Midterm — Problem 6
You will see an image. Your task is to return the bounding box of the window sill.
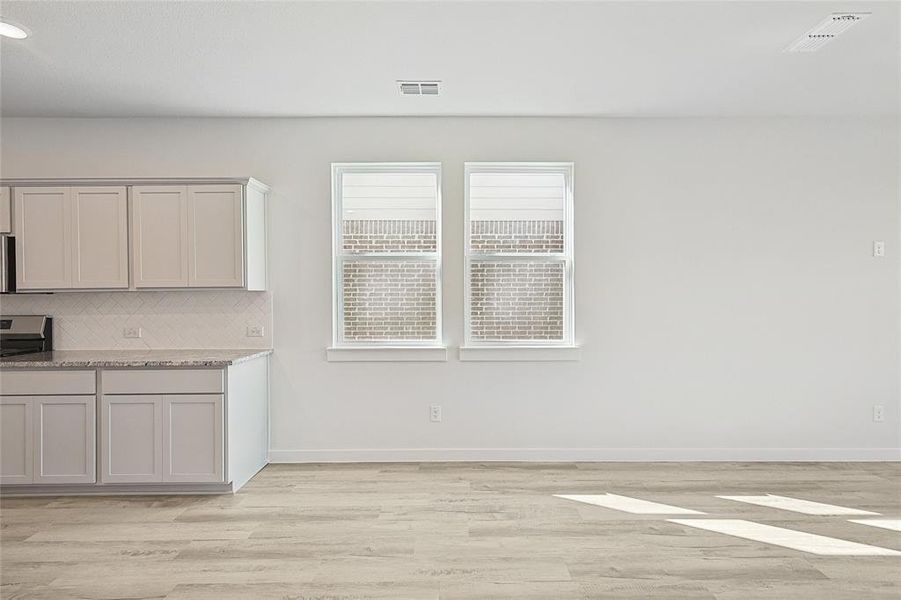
[327,346,448,362]
[458,345,581,362]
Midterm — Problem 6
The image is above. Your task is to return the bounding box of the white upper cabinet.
[0,187,11,233]
[72,187,128,289]
[132,181,266,290]
[188,185,244,288]
[5,178,267,291]
[132,185,190,288]
[15,186,128,290]
[15,187,73,290]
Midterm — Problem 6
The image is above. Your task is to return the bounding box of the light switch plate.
[873,241,885,257]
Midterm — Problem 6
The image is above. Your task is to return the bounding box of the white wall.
[1,117,898,460]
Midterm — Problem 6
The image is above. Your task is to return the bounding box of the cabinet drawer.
[102,369,224,394]
[0,370,96,396]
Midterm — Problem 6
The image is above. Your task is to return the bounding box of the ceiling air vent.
[785,13,870,52]
[398,81,441,96]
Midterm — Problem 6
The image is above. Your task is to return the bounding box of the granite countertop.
[0,349,273,369]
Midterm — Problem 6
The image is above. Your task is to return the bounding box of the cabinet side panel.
[226,356,269,490]
[245,185,267,291]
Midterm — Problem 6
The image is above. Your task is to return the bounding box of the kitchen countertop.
[0,349,273,369]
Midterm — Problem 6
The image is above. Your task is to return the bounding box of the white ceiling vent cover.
[785,13,870,53]
[398,81,441,96]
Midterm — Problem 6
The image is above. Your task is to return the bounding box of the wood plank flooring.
[1,462,899,599]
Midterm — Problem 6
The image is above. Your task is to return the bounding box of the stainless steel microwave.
[0,235,16,293]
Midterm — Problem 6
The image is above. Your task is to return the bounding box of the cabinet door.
[0,186,10,233]
[0,397,33,484]
[131,186,189,288]
[188,185,244,288]
[163,394,223,483]
[33,396,96,484]
[72,187,128,289]
[100,395,163,483]
[15,187,72,289]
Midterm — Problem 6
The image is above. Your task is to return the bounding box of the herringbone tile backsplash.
[0,291,272,350]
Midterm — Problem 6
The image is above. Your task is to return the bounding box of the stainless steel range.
[0,315,53,358]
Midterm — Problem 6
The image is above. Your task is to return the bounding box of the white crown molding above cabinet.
[1,177,269,189]
[4,178,269,292]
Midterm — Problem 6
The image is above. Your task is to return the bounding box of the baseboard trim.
[0,482,235,497]
[269,447,901,463]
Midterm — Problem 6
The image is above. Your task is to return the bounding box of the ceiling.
[0,1,898,118]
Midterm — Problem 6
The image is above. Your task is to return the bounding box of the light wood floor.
[1,462,899,599]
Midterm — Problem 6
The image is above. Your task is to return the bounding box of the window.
[332,163,442,347]
[464,163,574,347]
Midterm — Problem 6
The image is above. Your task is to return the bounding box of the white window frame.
[463,162,575,350]
[331,162,444,350]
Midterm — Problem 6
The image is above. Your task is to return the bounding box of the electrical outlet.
[123,327,142,339]
[873,241,885,257]
[246,326,265,338]
[429,404,442,423]
[873,405,885,423]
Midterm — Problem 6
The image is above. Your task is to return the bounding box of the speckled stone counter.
[0,349,272,369]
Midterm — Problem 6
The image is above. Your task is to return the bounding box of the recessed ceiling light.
[785,13,870,53]
[0,20,28,39]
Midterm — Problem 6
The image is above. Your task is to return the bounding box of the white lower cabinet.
[1,358,268,494]
[100,395,164,483]
[101,392,223,484]
[164,395,223,483]
[0,395,95,485]
[0,397,34,485]
[34,396,96,484]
